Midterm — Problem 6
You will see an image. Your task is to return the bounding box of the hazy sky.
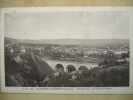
[4,11,129,39]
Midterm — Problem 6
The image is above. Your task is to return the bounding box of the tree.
[105,69,118,86]
[97,70,107,86]
[121,53,129,59]
[98,63,101,67]
[103,58,108,65]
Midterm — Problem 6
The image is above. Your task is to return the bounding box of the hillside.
[36,61,54,80]
[4,37,129,46]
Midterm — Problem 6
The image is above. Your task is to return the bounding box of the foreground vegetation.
[5,54,129,87]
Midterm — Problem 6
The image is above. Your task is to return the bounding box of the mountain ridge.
[4,37,129,46]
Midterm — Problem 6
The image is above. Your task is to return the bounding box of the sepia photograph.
[1,7,133,94]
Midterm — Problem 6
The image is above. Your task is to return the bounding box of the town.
[5,41,129,62]
[5,38,130,87]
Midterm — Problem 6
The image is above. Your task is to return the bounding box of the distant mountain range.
[4,37,129,46]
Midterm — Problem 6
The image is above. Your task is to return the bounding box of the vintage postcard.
[1,7,133,94]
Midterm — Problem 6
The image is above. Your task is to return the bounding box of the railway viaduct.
[44,60,98,72]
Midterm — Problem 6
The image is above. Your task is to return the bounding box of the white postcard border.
[1,7,133,94]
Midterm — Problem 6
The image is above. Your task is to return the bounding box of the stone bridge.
[44,60,98,72]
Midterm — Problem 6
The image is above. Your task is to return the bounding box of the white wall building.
[21,48,26,53]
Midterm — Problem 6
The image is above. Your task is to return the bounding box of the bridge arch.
[66,65,76,72]
[78,66,89,71]
[55,64,64,72]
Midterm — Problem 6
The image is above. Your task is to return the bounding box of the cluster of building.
[5,43,129,60]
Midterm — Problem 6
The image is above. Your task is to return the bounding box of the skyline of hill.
[5,37,129,46]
